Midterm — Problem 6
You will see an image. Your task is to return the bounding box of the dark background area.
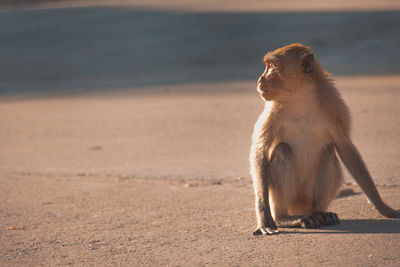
[1,7,400,97]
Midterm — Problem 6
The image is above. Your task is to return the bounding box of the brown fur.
[251,43,400,235]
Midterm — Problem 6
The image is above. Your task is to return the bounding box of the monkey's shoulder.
[316,86,351,134]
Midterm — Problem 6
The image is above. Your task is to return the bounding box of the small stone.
[89,146,103,151]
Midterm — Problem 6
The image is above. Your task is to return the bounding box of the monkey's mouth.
[257,84,268,93]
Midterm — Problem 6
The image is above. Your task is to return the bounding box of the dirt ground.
[1,1,400,266]
[1,77,400,266]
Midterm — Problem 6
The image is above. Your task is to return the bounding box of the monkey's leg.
[275,146,342,228]
[268,143,323,229]
[312,145,343,226]
[276,214,323,228]
[266,143,322,228]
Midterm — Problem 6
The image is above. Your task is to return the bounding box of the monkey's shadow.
[287,219,400,234]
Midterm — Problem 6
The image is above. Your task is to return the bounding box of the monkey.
[250,43,400,235]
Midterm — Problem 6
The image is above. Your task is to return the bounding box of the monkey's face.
[257,60,292,101]
[257,45,316,102]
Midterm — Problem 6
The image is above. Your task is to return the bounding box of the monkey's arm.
[251,148,280,235]
[334,136,400,218]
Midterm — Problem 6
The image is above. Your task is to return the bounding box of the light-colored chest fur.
[267,101,332,183]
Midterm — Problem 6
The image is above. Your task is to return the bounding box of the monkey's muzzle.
[257,76,269,93]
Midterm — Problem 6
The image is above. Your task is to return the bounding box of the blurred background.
[1,0,400,98]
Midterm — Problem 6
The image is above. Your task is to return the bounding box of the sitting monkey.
[250,43,400,235]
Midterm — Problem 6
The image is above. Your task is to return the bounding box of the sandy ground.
[1,1,400,266]
[1,77,400,266]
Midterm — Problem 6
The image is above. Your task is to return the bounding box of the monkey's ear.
[302,53,315,74]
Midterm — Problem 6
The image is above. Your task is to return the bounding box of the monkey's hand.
[253,220,280,235]
[253,227,280,235]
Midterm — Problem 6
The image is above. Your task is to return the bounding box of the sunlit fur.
[251,43,400,235]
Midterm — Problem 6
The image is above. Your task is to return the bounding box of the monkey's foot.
[313,211,340,226]
[253,227,280,235]
[277,215,321,229]
[297,215,322,229]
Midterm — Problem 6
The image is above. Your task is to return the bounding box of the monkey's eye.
[266,61,276,70]
[264,61,273,72]
[266,65,275,76]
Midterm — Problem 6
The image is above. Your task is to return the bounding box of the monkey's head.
[257,43,318,101]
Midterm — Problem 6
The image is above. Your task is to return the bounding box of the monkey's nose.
[257,76,268,92]
[258,75,266,84]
